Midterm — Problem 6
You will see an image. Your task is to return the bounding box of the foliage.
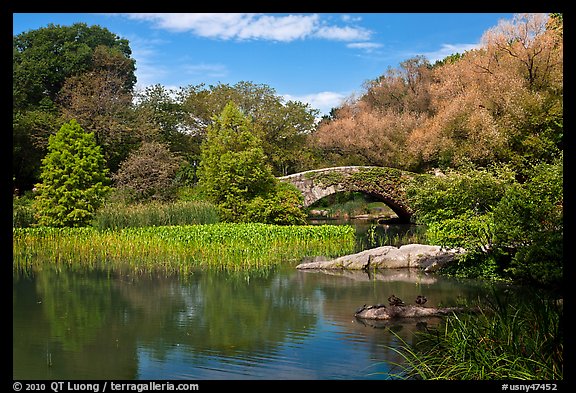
[406,159,563,288]
[13,22,135,109]
[13,23,136,191]
[57,45,142,172]
[112,141,184,203]
[178,81,318,175]
[244,182,308,225]
[198,102,305,224]
[312,14,563,173]
[407,165,516,224]
[33,120,111,227]
[133,84,197,157]
[13,108,61,190]
[13,193,38,228]
[492,157,563,286]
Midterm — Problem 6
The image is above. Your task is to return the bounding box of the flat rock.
[296,244,465,272]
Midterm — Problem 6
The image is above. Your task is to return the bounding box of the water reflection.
[14,266,511,380]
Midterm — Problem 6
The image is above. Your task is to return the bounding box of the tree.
[13,23,135,110]
[33,120,111,227]
[13,23,136,191]
[58,45,143,172]
[179,81,318,175]
[133,84,198,160]
[112,141,184,202]
[406,13,562,171]
[311,56,433,170]
[197,102,276,222]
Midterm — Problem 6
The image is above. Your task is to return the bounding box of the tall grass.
[386,290,563,380]
[92,201,220,229]
[13,223,356,274]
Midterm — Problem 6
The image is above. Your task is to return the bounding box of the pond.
[14,218,530,380]
[13,263,515,380]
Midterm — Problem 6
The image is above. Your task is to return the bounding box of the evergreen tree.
[33,119,111,227]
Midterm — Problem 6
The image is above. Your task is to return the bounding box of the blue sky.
[13,13,517,116]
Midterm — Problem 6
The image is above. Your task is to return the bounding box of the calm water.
[13,264,511,380]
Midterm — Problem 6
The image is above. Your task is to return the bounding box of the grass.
[13,223,356,274]
[385,290,563,380]
[92,200,220,229]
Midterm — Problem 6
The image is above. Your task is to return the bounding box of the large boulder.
[296,244,465,272]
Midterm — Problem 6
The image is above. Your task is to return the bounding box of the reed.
[92,200,220,230]
[385,290,563,380]
[13,223,356,274]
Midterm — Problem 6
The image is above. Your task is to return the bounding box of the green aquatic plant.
[13,223,356,274]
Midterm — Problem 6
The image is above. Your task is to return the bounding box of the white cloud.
[120,13,371,42]
[182,63,228,78]
[128,36,171,88]
[421,43,480,63]
[283,91,348,117]
[314,25,371,41]
[346,42,383,52]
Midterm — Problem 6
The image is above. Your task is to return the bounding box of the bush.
[493,157,563,287]
[13,194,37,228]
[407,158,563,288]
[113,141,184,203]
[244,182,308,225]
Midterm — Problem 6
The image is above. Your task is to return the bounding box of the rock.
[296,244,465,271]
[354,304,475,320]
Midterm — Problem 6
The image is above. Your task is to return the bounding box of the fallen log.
[354,304,478,320]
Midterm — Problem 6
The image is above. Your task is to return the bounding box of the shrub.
[113,141,184,202]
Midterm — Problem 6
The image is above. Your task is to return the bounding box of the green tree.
[33,120,111,227]
[13,23,135,109]
[13,23,136,191]
[179,81,318,175]
[58,45,143,172]
[133,84,197,158]
[197,102,276,222]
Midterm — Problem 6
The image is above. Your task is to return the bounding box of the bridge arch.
[278,166,418,223]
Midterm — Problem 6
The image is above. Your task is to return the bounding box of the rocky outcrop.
[296,244,465,273]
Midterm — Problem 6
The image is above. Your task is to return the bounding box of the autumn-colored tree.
[407,13,562,171]
[112,141,184,202]
[58,45,147,172]
[313,100,424,169]
[312,14,562,173]
[312,56,432,170]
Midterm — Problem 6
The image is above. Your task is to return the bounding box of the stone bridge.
[278,166,422,223]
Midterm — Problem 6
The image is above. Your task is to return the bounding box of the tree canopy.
[312,13,563,174]
[13,23,137,191]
